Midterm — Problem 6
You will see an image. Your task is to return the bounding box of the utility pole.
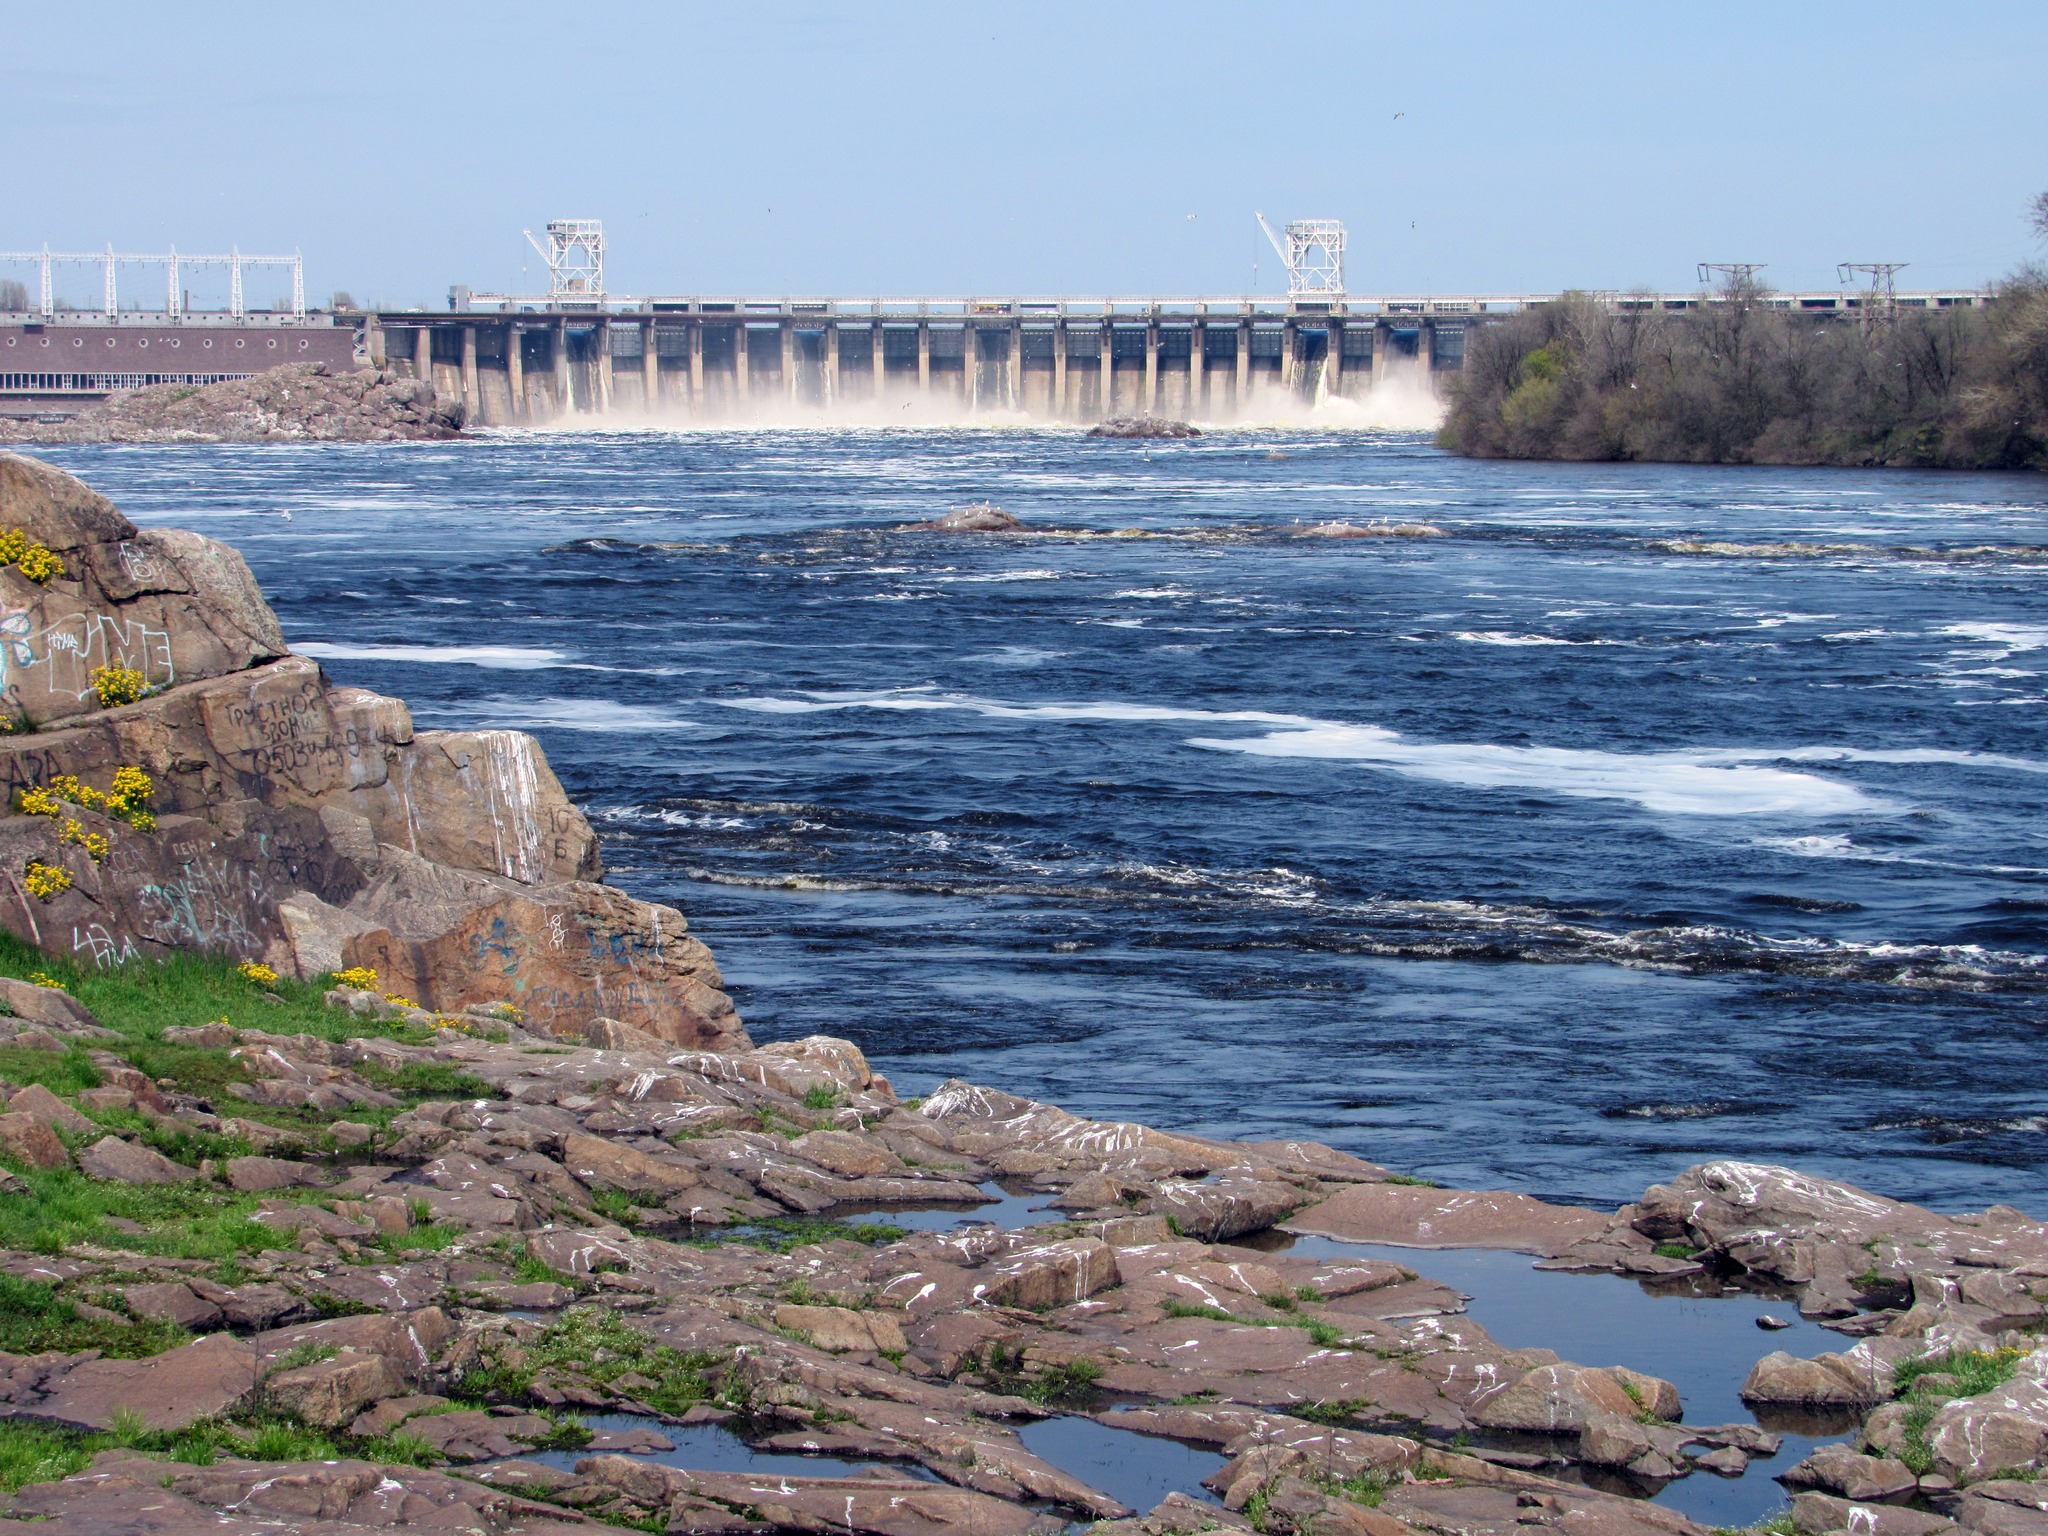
[1838,262,1906,323]
[1697,263,1766,287]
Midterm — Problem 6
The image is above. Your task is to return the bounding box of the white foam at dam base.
[501,370,1448,436]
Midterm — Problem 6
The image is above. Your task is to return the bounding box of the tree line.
[1439,199,2048,473]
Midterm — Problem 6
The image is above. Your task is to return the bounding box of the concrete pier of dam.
[359,297,1497,427]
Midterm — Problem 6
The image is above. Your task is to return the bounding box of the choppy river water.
[35,429,2048,1209]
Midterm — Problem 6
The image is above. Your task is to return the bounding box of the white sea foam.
[1451,631,1608,647]
[295,642,568,669]
[1939,623,2048,652]
[435,697,701,732]
[1757,834,1860,858]
[721,688,1927,817]
[1191,722,1875,816]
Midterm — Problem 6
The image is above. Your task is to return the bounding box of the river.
[34,428,2048,1210]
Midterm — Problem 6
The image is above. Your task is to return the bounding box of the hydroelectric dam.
[0,228,1994,424]
[363,294,1497,427]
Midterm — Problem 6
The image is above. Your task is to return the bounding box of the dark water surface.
[1251,1233,1848,1525]
[35,430,2048,1208]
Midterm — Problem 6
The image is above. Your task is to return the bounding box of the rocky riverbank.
[0,455,2044,1536]
[0,364,465,444]
[0,980,2045,1536]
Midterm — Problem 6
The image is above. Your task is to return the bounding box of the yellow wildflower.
[237,960,279,987]
[22,861,70,901]
[0,529,64,585]
[58,819,108,863]
[333,966,377,991]
[17,786,61,819]
[89,665,147,708]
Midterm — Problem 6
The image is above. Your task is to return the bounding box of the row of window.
[2,334,314,352]
[0,372,257,390]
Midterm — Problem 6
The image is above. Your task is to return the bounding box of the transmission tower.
[1256,213,1347,297]
[1838,262,1906,317]
[1697,263,1766,287]
[524,219,606,299]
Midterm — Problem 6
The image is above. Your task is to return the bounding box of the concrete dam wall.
[366,304,1478,427]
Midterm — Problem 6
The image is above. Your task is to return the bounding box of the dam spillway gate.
[365,299,1483,426]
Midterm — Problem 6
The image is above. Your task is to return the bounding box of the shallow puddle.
[834,1180,1059,1232]
[1243,1232,1855,1527]
[511,1225,1859,1526]
[1019,1413,1225,1514]
[508,1411,940,1481]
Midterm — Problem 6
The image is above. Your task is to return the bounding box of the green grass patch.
[0,1274,190,1358]
[353,1429,439,1466]
[240,1419,339,1461]
[351,1061,492,1101]
[0,1164,314,1260]
[1312,1466,1390,1507]
[1895,1346,2027,1401]
[1653,1242,1699,1260]
[1382,1174,1441,1188]
[1891,1347,2028,1474]
[0,934,421,1051]
[78,1102,254,1167]
[0,1403,438,1495]
[1162,1300,1239,1324]
[973,1345,1104,1408]
[1020,1357,1102,1407]
[0,936,492,1142]
[1291,1399,1370,1427]
[0,1044,100,1095]
[504,1245,581,1289]
[530,1413,594,1452]
[270,1342,339,1373]
[754,1106,805,1138]
[0,1420,105,1493]
[1161,1297,1351,1349]
[375,1221,465,1256]
[462,1305,721,1417]
[801,1084,843,1112]
[1712,1514,1799,1536]
[704,1215,907,1252]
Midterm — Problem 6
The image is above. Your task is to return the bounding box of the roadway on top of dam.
[396,286,1994,322]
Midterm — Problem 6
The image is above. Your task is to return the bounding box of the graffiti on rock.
[134,854,271,956]
[72,922,140,970]
[0,604,174,702]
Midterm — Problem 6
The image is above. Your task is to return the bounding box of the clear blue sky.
[7,0,2044,307]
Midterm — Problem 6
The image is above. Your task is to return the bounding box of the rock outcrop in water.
[925,502,1023,532]
[1086,417,1201,439]
[1294,520,1448,539]
[0,453,739,1047]
[0,363,465,444]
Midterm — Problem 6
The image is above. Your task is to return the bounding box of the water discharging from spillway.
[517,359,1446,434]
